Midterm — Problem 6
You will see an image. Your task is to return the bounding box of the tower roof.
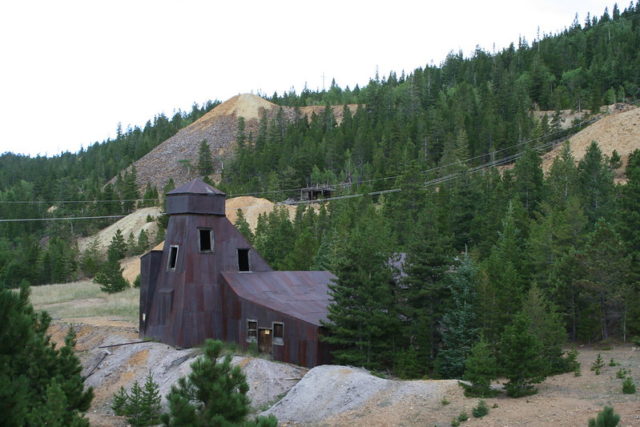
[167,178,226,196]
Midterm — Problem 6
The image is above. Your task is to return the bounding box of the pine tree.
[578,141,614,225]
[436,255,480,378]
[197,140,214,176]
[588,406,620,427]
[513,145,544,217]
[109,229,127,261]
[462,338,498,397]
[234,209,254,243]
[400,212,454,372]
[137,229,150,254]
[323,205,399,370]
[112,374,162,426]
[0,284,93,425]
[500,312,546,397]
[162,339,276,426]
[521,284,569,374]
[577,219,631,340]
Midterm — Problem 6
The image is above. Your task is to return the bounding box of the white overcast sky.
[0,0,614,157]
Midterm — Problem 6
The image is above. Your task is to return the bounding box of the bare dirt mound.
[77,207,161,254]
[262,365,462,425]
[49,320,306,426]
[226,196,296,230]
[541,105,640,178]
[119,94,362,192]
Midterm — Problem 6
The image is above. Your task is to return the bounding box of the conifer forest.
[2,4,640,382]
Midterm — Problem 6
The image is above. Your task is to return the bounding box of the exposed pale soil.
[36,281,640,427]
[538,105,640,180]
[77,207,160,254]
[122,93,361,192]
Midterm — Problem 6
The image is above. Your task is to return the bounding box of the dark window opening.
[238,249,250,271]
[199,229,213,252]
[273,322,284,346]
[168,246,179,270]
[247,319,257,342]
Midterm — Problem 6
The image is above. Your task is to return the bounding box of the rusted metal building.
[139,178,334,367]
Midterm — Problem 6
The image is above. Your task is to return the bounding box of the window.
[238,249,250,271]
[168,245,179,270]
[247,319,257,343]
[273,322,284,346]
[199,229,213,252]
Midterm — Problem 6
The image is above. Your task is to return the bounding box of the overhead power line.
[0,215,127,223]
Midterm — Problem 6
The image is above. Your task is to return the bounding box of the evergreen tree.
[234,209,254,243]
[109,229,128,261]
[112,374,162,426]
[521,284,569,374]
[588,406,620,427]
[323,204,399,370]
[500,312,546,397]
[137,229,150,254]
[197,140,214,176]
[577,219,631,340]
[513,145,544,217]
[0,283,93,425]
[400,212,454,373]
[162,339,276,426]
[436,255,480,378]
[578,141,614,225]
[461,338,498,397]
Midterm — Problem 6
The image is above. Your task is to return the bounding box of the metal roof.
[167,178,226,196]
[221,271,335,326]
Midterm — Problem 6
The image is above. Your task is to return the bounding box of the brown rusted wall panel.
[140,179,332,367]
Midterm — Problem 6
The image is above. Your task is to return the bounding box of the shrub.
[162,339,277,426]
[472,400,489,418]
[615,368,627,379]
[588,406,620,427]
[591,354,605,375]
[457,411,469,422]
[111,374,162,426]
[622,377,636,394]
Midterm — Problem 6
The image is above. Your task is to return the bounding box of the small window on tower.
[238,249,250,271]
[273,322,284,346]
[199,229,213,252]
[247,319,257,343]
[168,245,179,270]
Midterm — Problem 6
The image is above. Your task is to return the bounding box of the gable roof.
[167,178,226,196]
[221,271,335,326]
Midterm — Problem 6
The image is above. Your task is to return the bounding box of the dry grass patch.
[30,280,139,324]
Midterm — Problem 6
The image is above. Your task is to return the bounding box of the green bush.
[472,400,489,418]
[588,406,620,427]
[615,368,627,379]
[457,411,469,422]
[111,374,162,426]
[622,377,636,394]
[591,354,605,375]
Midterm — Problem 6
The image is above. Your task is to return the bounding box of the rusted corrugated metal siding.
[141,191,271,348]
[140,178,335,367]
[220,272,334,367]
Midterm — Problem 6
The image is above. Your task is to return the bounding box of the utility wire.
[0,215,128,223]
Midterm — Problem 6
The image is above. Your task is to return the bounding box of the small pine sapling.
[591,354,605,375]
[457,411,469,422]
[451,418,461,427]
[622,377,636,394]
[615,368,627,379]
[472,400,489,418]
[588,406,620,427]
[608,358,619,367]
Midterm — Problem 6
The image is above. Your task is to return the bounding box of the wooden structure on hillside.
[300,185,334,201]
[139,178,334,367]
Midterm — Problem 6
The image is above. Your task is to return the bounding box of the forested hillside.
[1,3,640,377]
